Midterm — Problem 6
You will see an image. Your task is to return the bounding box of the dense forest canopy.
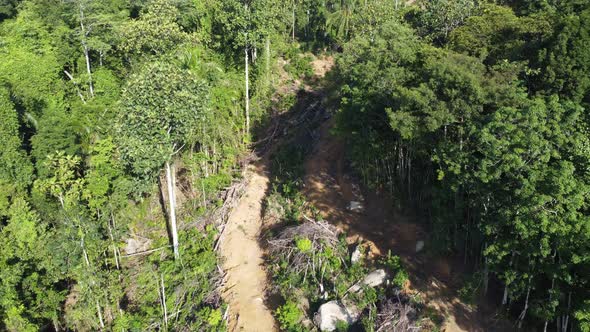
[336,1,590,331]
[0,0,590,331]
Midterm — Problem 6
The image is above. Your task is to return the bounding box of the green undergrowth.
[283,45,314,80]
[116,226,225,331]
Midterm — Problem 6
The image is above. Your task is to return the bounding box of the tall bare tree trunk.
[63,70,86,104]
[80,236,104,329]
[161,274,168,329]
[563,292,572,332]
[244,43,250,136]
[544,277,555,331]
[83,45,94,97]
[265,37,271,82]
[96,300,105,329]
[518,282,531,328]
[107,218,120,270]
[166,161,179,259]
[78,3,94,97]
[171,163,177,211]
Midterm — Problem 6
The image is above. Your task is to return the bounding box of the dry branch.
[375,298,420,332]
[267,219,342,291]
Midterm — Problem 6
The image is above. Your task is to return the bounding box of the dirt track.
[220,55,507,332]
[220,162,276,331]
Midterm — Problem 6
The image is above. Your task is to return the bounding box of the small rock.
[362,269,388,287]
[314,301,354,331]
[347,201,363,212]
[124,237,151,255]
[351,245,362,264]
[415,240,425,253]
[348,269,388,293]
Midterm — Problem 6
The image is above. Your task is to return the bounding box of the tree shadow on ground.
[251,78,515,331]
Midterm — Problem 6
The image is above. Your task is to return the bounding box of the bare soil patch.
[220,162,277,332]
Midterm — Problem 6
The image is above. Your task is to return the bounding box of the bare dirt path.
[220,162,276,332]
[219,55,334,332]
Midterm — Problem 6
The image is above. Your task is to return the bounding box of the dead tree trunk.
[78,3,94,97]
[265,37,271,82]
[483,243,489,295]
[63,70,86,104]
[244,42,250,136]
[161,274,168,329]
[517,281,531,328]
[96,300,104,329]
[166,161,179,259]
[544,277,555,332]
[562,292,571,332]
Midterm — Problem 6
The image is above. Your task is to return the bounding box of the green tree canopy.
[116,61,209,182]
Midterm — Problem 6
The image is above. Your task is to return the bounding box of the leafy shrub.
[335,320,349,332]
[353,285,379,310]
[393,270,409,288]
[204,308,222,327]
[457,272,482,305]
[379,251,402,271]
[267,183,307,224]
[276,301,303,332]
[283,47,314,79]
[278,91,297,112]
[284,56,314,79]
[361,306,378,332]
[271,144,306,186]
[296,237,313,253]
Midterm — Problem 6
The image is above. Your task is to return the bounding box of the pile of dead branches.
[267,219,342,284]
[374,298,420,332]
[210,179,247,226]
[183,178,247,233]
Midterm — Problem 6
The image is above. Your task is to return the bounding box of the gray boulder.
[347,201,363,212]
[315,270,389,331]
[348,269,388,293]
[124,237,151,255]
[314,301,354,331]
[415,240,425,253]
[351,245,362,264]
